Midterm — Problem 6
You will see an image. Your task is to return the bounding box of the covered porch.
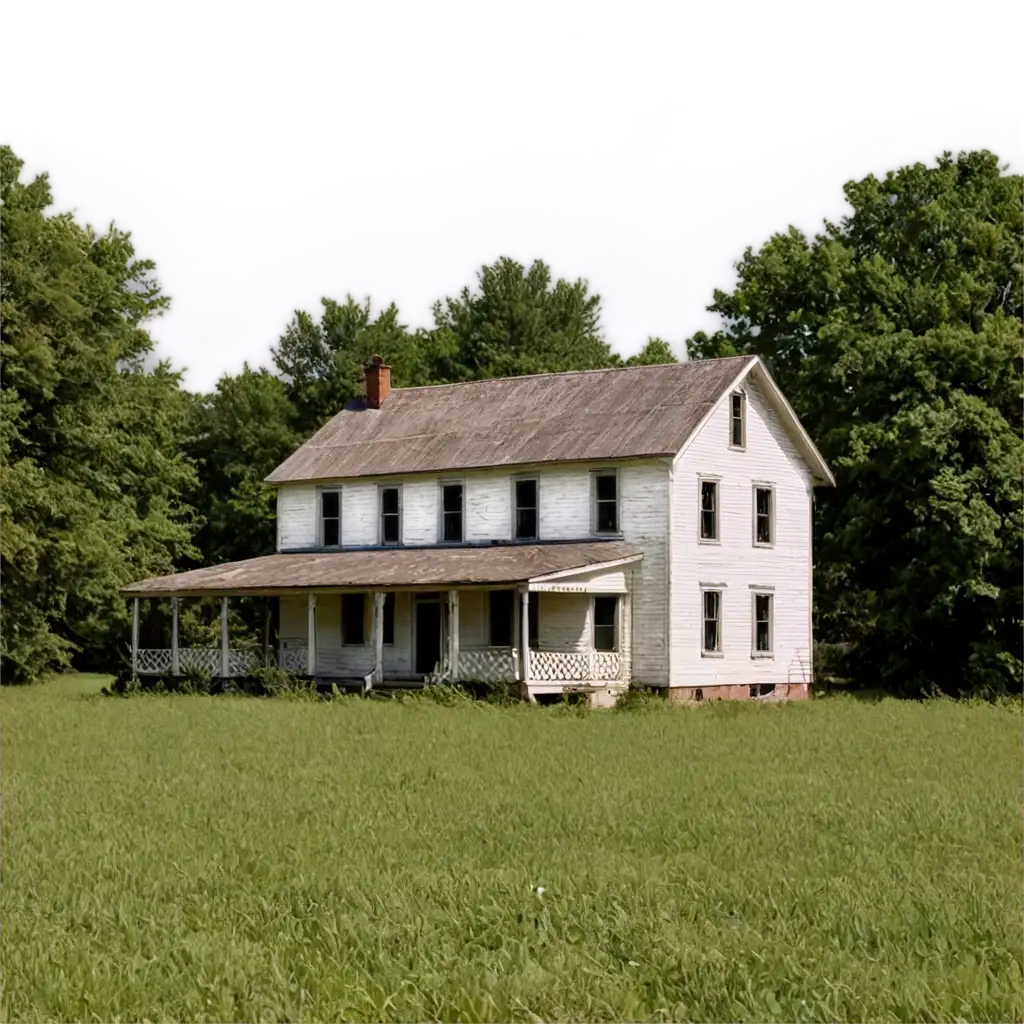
[122,542,640,699]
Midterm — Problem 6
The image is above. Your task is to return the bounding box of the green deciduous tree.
[688,150,1023,695]
[1,146,198,683]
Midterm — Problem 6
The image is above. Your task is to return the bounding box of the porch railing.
[136,648,261,677]
[277,644,308,674]
[530,649,622,682]
[457,647,519,684]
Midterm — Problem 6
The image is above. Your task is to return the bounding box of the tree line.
[2,144,1020,695]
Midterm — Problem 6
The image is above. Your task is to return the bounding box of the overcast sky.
[4,0,1021,393]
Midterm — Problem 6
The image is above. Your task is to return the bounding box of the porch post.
[131,597,140,679]
[220,597,229,678]
[520,586,531,696]
[447,590,459,682]
[372,591,385,688]
[620,592,631,682]
[307,593,317,677]
[171,597,180,676]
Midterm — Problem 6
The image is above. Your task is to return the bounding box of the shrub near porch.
[1,677,1020,1023]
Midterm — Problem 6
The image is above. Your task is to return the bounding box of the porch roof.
[122,541,641,597]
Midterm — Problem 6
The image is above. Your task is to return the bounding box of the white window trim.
[378,483,402,547]
[751,589,774,659]
[591,595,619,653]
[729,390,747,450]
[752,482,776,548]
[698,475,721,545]
[700,585,725,658]
[317,485,343,549]
[511,474,540,541]
[438,479,465,544]
[590,468,621,536]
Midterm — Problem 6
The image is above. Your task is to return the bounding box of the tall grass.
[2,676,1021,1022]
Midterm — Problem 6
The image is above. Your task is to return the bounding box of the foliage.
[687,151,1023,696]
[2,675,1021,1022]
[614,685,667,711]
[0,147,198,684]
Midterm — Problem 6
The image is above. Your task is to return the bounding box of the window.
[753,592,773,655]
[528,593,539,650]
[489,590,514,647]
[342,593,365,645]
[699,479,719,541]
[383,592,395,645]
[749,682,776,698]
[730,392,746,448]
[593,471,618,533]
[593,596,617,651]
[380,486,401,545]
[694,688,704,702]
[514,478,538,541]
[702,589,722,654]
[320,488,341,547]
[754,485,773,546]
[441,482,463,542]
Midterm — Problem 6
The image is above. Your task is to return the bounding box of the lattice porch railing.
[529,649,622,682]
[136,648,260,677]
[457,647,519,684]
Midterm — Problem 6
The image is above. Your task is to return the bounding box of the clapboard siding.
[277,485,317,550]
[669,377,812,689]
[538,593,590,651]
[466,473,513,542]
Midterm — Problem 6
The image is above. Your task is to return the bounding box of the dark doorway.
[415,595,442,675]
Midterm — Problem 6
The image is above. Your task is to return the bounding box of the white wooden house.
[124,355,834,703]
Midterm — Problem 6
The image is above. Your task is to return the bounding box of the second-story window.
[514,478,538,540]
[320,488,341,547]
[380,486,401,545]
[441,482,463,542]
[699,479,719,541]
[593,471,618,533]
[754,485,774,546]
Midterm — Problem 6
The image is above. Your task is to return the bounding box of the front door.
[415,595,442,675]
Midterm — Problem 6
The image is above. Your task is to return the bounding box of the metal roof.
[122,542,642,596]
[266,357,757,483]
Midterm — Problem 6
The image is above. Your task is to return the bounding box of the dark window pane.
[489,590,513,647]
[342,593,365,645]
[383,592,395,645]
[381,487,399,514]
[596,503,617,533]
[443,511,462,542]
[731,394,744,446]
[382,516,399,544]
[323,519,339,547]
[515,479,537,509]
[516,508,537,540]
[528,593,539,650]
[321,491,339,517]
[594,625,616,651]
[703,590,720,651]
[442,484,463,513]
[596,474,616,502]
[756,488,772,544]
[755,594,771,651]
[704,618,719,652]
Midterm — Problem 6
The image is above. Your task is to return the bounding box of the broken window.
[442,482,463,542]
[594,472,618,533]
[380,486,401,545]
[702,589,722,653]
[749,682,776,698]
[320,488,341,547]
[515,478,538,540]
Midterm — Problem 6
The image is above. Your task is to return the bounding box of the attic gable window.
[730,392,746,449]
[320,488,341,548]
[380,485,401,545]
[593,471,618,534]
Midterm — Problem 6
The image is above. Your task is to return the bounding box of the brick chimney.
[364,354,391,409]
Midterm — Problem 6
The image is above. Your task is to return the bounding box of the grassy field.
[1,676,1021,1023]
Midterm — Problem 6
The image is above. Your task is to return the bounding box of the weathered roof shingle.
[266,357,755,483]
[122,541,641,596]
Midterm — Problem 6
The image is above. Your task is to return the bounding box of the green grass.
[2,675,1021,1023]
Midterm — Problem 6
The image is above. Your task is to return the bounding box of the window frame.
[591,468,620,536]
[592,595,618,652]
[341,592,367,646]
[700,585,724,657]
[512,475,540,542]
[317,485,343,549]
[438,479,465,544]
[751,588,774,658]
[752,482,775,548]
[378,483,402,547]
[698,475,721,544]
[729,390,747,450]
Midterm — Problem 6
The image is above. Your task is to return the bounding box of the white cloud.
[4,99,1019,387]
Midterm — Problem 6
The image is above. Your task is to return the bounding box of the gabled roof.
[266,356,758,483]
[121,541,641,596]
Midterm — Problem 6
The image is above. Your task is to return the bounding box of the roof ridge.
[387,354,754,394]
